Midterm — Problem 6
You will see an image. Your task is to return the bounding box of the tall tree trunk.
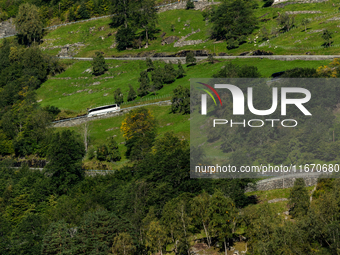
[202,222,211,247]
[224,238,227,255]
[145,27,148,48]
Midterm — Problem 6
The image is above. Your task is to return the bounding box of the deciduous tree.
[121,108,157,159]
[288,178,309,218]
[15,3,43,45]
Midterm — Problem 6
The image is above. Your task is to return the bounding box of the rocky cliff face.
[0,19,16,37]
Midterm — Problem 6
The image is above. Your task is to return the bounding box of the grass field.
[36,0,340,57]
[37,58,331,114]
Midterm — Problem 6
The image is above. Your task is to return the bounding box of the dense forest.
[1,5,340,250]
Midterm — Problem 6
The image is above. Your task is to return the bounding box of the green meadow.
[37,0,340,57]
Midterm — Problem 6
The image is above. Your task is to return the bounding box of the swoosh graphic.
[197,82,223,106]
[198,88,217,105]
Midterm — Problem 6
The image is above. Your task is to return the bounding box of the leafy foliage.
[121,107,157,160]
[171,85,190,114]
[288,178,310,218]
[186,52,196,66]
[127,84,137,102]
[186,0,195,10]
[209,0,258,49]
[137,70,150,97]
[15,3,43,45]
[46,130,85,194]
[92,51,108,76]
[114,88,124,105]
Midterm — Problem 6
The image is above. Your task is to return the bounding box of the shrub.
[186,0,195,10]
[92,52,108,76]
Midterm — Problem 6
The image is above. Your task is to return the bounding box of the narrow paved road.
[59,55,340,61]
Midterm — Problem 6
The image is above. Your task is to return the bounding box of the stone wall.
[286,10,322,14]
[158,1,219,13]
[273,0,328,7]
[245,173,325,192]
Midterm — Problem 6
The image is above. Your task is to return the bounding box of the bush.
[263,0,274,7]
[106,137,121,162]
[163,63,177,84]
[96,144,108,161]
[138,71,150,97]
[281,67,317,78]
[87,146,95,160]
[116,26,135,51]
[186,52,196,66]
[127,85,137,102]
[92,52,108,76]
[207,54,214,64]
[114,88,124,105]
[77,3,90,20]
[186,0,195,9]
[177,60,185,77]
[171,85,190,114]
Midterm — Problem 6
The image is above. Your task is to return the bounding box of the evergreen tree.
[171,85,190,114]
[114,88,124,105]
[116,26,136,51]
[177,60,185,78]
[92,51,108,76]
[77,2,90,20]
[185,52,196,66]
[45,130,85,194]
[288,178,310,218]
[151,67,164,91]
[137,70,150,97]
[111,0,134,28]
[15,3,43,45]
[127,84,137,102]
[41,220,74,254]
[73,209,135,254]
[107,136,121,162]
[68,7,76,21]
[10,213,45,255]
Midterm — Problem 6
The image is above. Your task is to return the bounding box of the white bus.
[87,104,120,117]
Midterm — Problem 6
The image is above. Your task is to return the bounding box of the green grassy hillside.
[59,104,189,168]
[37,58,330,115]
[37,0,340,57]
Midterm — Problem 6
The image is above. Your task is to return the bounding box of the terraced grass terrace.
[37,0,340,57]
